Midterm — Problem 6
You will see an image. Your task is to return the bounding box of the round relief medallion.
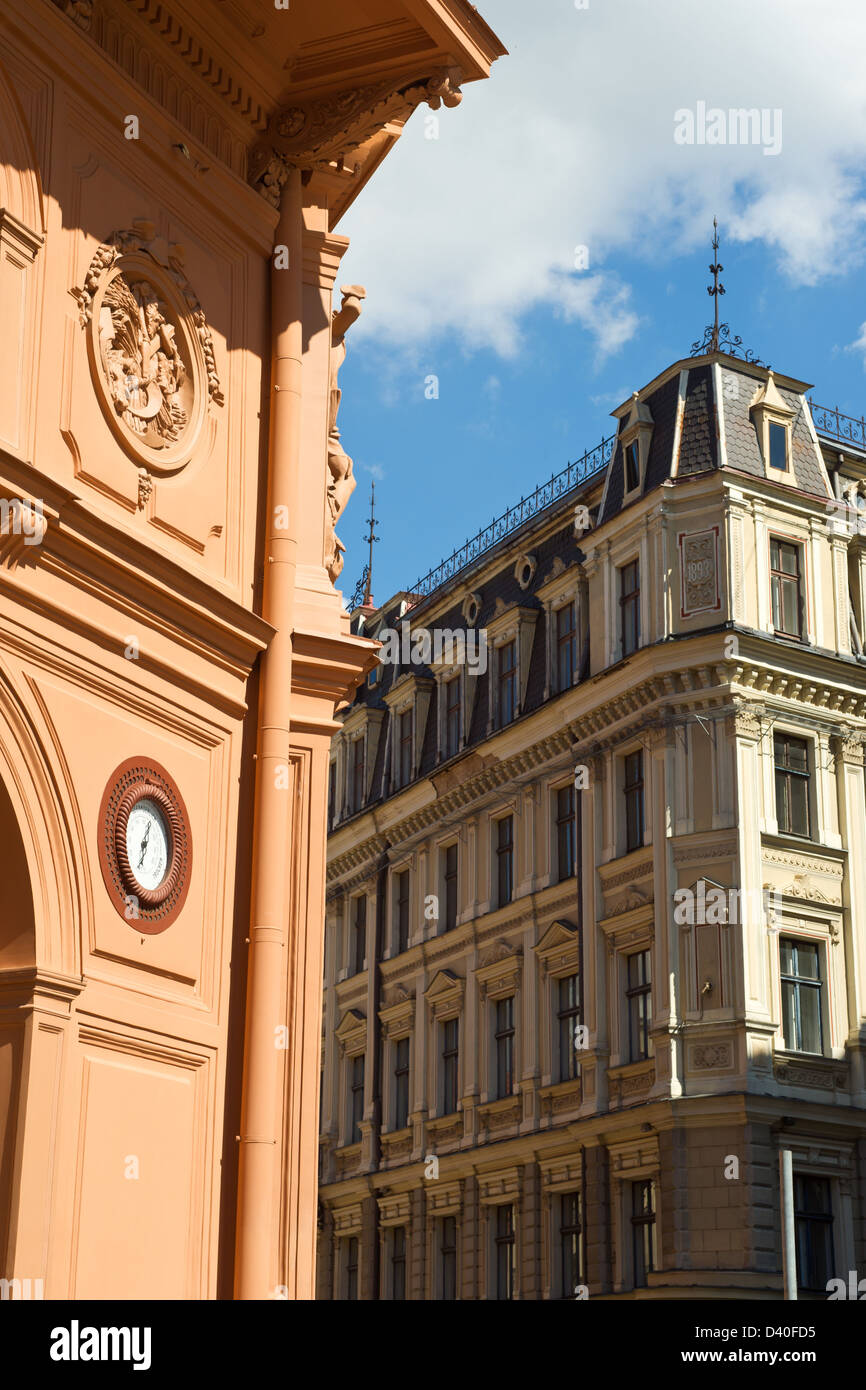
[98,758,192,933]
[84,247,208,473]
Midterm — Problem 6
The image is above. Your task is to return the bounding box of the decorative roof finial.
[350,482,380,611]
[708,215,725,352]
[690,217,766,366]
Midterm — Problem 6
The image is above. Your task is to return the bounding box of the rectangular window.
[345,1235,359,1301]
[619,560,640,657]
[770,537,803,638]
[394,1037,410,1130]
[350,736,365,814]
[774,733,811,837]
[560,1192,582,1299]
[442,1017,459,1114]
[328,760,336,830]
[625,440,641,492]
[780,938,824,1054]
[394,869,410,954]
[391,1226,407,1301]
[350,1054,365,1145]
[558,973,581,1083]
[624,750,644,853]
[494,995,515,1099]
[443,842,459,932]
[496,815,514,906]
[440,1215,457,1301]
[556,602,576,691]
[445,675,462,759]
[396,708,413,789]
[631,1179,657,1288]
[769,421,788,470]
[794,1176,834,1293]
[627,949,652,1062]
[495,1205,515,1300]
[556,784,576,881]
[498,640,517,726]
[352,895,367,975]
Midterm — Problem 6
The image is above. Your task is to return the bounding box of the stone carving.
[52,0,92,30]
[679,528,720,615]
[137,469,154,510]
[325,285,366,582]
[76,222,222,472]
[692,1043,732,1070]
[250,69,463,207]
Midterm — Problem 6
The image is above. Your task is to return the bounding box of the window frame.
[443,841,459,932]
[393,1035,410,1130]
[349,1053,365,1145]
[619,558,641,658]
[555,782,576,882]
[440,1214,458,1301]
[779,935,825,1056]
[773,732,812,839]
[557,972,581,1083]
[794,1174,835,1294]
[494,1204,516,1301]
[495,813,514,907]
[555,600,577,692]
[770,535,805,640]
[497,639,517,727]
[393,868,410,954]
[494,994,515,1099]
[630,1178,657,1289]
[626,948,653,1063]
[559,1191,583,1299]
[624,748,645,854]
[444,673,462,759]
[441,1016,460,1115]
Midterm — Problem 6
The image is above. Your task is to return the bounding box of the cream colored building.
[318,347,866,1300]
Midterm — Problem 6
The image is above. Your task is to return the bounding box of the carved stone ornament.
[76,223,222,474]
[249,68,463,207]
[51,0,93,30]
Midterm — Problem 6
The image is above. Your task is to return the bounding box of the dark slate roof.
[677,364,717,476]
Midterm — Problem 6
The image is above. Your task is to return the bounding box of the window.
[769,421,788,470]
[631,1180,657,1288]
[780,938,824,1054]
[396,708,413,788]
[394,870,410,954]
[560,1192,582,1298]
[556,602,576,691]
[770,538,803,638]
[328,760,336,830]
[624,750,644,853]
[494,995,515,1099]
[558,973,581,1082]
[352,895,367,975]
[794,1176,834,1293]
[496,815,514,907]
[556,784,575,881]
[394,1037,410,1130]
[349,736,365,814]
[498,640,517,726]
[625,441,640,492]
[442,1017,459,1114]
[345,1236,359,1300]
[619,560,640,657]
[626,950,652,1062]
[494,1205,515,1300]
[350,1054,365,1144]
[440,1216,458,1301]
[444,675,461,758]
[443,843,458,932]
[389,1226,407,1300]
[774,733,810,838]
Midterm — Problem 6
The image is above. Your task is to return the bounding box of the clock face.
[125,796,171,892]
[98,760,192,933]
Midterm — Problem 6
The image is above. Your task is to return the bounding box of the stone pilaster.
[460,1174,479,1301]
[519,1161,541,1299]
[583,1142,611,1295]
[359,1194,378,1301]
[409,1186,426,1299]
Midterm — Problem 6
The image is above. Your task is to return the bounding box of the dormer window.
[617,392,654,503]
[556,601,576,691]
[625,441,640,492]
[444,674,461,758]
[750,371,794,478]
[396,708,413,789]
[498,640,517,727]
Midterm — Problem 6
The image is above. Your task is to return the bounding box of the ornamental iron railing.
[407,433,615,600]
[810,400,866,452]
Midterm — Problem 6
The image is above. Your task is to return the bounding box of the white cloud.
[338,0,866,362]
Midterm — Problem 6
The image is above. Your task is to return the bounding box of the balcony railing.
[407,433,616,600]
[810,400,866,451]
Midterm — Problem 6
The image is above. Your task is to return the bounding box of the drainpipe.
[235,166,303,1300]
[780,1148,797,1300]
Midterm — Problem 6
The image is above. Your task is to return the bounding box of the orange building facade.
[0,0,502,1300]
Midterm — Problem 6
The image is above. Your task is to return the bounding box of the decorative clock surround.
[98,758,192,932]
[76,221,222,473]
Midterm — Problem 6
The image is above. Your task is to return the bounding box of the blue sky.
[335,0,866,605]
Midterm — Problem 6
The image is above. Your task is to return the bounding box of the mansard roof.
[597,352,832,527]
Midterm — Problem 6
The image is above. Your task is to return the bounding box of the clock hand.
[137,821,151,869]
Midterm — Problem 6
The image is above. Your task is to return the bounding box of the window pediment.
[534,918,581,973]
[425,968,464,1020]
[336,1008,366,1057]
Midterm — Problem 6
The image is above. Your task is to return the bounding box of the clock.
[98,759,192,932]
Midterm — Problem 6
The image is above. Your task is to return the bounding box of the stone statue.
[325,284,366,582]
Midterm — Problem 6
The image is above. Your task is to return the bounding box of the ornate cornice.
[248,67,463,206]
